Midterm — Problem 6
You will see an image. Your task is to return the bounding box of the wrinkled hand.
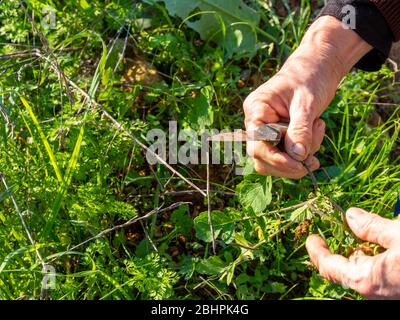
[306,208,400,299]
[243,50,333,178]
[243,16,372,179]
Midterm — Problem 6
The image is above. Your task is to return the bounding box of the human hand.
[306,208,400,299]
[244,16,372,179]
[243,51,330,178]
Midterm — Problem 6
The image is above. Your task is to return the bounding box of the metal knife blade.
[207,122,288,146]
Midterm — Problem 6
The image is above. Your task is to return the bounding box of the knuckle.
[243,96,252,112]
[243,92,259,112]
[317,119,326,131]
[289,125,312,139]
[244,88,277,114]
[317,261,331,281]
[269,153,287,168]
[254,161,268,176]
[359,214,378,238]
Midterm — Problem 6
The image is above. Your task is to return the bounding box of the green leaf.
[20,96,63,182]
[80,0,90,10]
[0,187,12,202]
[186,86,214,130]
[225,261,236,285]
[286,205,313,223]
[158,0,261,58]
[180,256,198,280]
[196,256,225,275]
[241,157,256,175]
[135,238,153,258]
[194,210,234,243]
[0,244,45,273]
[42,120,86,240]
[263,281,287,294]
[237,176,272,212]
[171,205,193,236]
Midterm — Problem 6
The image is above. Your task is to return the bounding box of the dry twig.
[56,201,191,256]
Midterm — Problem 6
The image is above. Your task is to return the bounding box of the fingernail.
[292,143,306,158]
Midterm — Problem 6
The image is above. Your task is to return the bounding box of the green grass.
[0,0,399,300]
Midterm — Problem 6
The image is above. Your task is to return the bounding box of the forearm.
[275,16,372,112]
[321,0,395,71]
[300,16,373,79]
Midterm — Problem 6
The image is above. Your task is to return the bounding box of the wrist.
[300,16,373,79]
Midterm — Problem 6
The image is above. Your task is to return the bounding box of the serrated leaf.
[237,176,272,212]
[194,210,234,243]
[287,205,312,223]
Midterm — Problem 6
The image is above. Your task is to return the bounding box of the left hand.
[306,208,400,299]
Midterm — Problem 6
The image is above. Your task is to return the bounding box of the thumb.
[346,208,400,249]
[285,97,316,161]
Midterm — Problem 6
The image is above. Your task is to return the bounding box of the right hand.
[243,16,372,179]
[244,47,335,179]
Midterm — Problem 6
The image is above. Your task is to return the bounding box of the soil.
[121,55,162,87]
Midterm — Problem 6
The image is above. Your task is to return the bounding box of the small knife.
[207,122,289,146]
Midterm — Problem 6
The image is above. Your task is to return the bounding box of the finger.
[310,119,325,155]
[247,140,306,178]
[248,118,324,157]
[254,159,304,179]
[243,84,289,126]
[244,98,282,131]
[285,94,317,161]
[253,155,319,179]
[346,208,400,248]
[306,234,369,290]
[304,155,320,171]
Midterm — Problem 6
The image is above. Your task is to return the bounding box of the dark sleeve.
[319,0,394,71]
[371,0,400,41]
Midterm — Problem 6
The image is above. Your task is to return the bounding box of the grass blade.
[19,96,63,182]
